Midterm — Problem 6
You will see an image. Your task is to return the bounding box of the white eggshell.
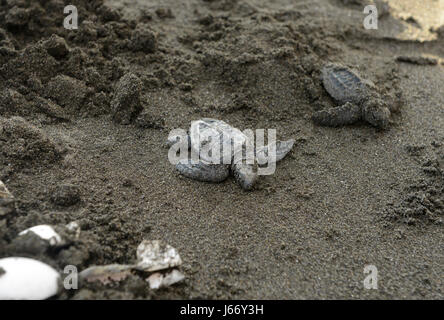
[0,257,60,300]
[66,221,81,238]
[19,225,62,246]
[66,221,80,232]
[146,269,185,289]
[135,240,182,272]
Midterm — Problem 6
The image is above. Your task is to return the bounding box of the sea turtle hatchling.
[167,119,295,190]
[312,63,391,128]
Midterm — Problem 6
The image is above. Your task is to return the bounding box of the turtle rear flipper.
[312,102,362,127]
[176,159,230,183]
[231,163,258,191]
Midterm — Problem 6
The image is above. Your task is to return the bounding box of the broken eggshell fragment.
[146,269,185,290]
[79,264,134,286]
[66,221,81,239]
[19,225,63,246]
[0,180,14,200]
[0,257,61,300]
[135,240,182,272]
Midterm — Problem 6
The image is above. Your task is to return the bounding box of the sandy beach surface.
[0,0,443,299]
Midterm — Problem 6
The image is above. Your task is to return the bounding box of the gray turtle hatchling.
[168,119,295,190]
[313,63,391,128]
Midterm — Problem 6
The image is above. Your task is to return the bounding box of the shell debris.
[135,240,182,272]
[79,264,133,286]
[146,269,185,290]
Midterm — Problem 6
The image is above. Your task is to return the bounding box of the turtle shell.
[189,118,247,164]
[321,64,369,105]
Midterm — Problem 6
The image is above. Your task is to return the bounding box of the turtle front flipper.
[176,159,230,183]
[256,139,295,164]
[312,102,362,127]
[231,163,258,191]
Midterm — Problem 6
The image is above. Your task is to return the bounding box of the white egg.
[19,225,62,246]
[0,257,60,300]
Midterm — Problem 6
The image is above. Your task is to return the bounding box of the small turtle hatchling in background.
[168,119,295,190]
[313,63,392,128]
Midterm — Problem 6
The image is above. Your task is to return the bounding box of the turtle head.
[231,163,258,191]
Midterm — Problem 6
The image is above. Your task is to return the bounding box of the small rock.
[146,269,185,289]
[18,225,63,246]
[135,240,182,272]
[129,24,157,53]
[0,257,60,300]
[51,184,80,207]
[111,73,143,124]
[43,35,69,59]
